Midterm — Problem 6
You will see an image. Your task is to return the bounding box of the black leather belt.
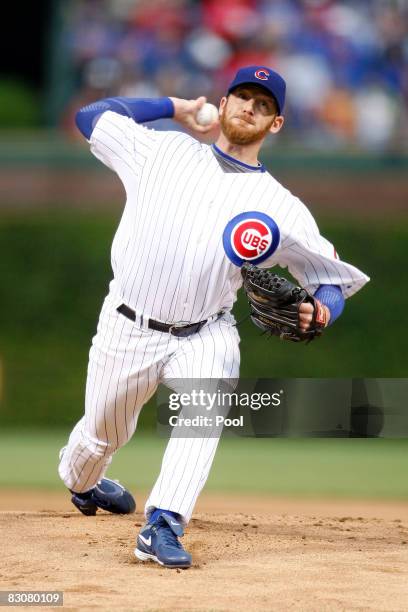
[117,303,221,337]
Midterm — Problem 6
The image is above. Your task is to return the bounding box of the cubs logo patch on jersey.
[222,211,280,267]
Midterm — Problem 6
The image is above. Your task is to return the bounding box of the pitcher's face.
[219,85,283,145]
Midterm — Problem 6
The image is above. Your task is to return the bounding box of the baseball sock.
[150,508,180,523]
[69,489,93,497]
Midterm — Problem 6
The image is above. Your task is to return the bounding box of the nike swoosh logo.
[170,520,179,526]
[139,534,151,547]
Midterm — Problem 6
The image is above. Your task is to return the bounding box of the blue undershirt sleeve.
[314,285,345,325]
[75,97,175,139]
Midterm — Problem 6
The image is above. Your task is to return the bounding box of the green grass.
[0,431,407,499]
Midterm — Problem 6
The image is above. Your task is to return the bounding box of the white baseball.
[196,103,219,126]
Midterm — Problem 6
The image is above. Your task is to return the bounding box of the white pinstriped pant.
[58,292,240,523]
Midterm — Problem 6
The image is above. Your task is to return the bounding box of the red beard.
[219,110,274,145]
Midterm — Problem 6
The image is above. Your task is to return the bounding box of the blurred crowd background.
[54,0,408,151]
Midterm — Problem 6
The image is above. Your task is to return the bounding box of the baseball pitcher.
[58,65,369,568]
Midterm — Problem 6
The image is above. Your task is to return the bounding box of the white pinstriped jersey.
[90,111,369,323]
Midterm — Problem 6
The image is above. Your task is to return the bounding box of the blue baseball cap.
[227,65,286,115]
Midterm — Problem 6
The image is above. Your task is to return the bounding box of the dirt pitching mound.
[1,491,408,611]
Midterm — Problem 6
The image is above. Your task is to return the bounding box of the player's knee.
[81,430,118,456]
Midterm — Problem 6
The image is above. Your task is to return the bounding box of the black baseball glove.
[241,262,327,342]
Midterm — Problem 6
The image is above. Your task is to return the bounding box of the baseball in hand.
[196,103,219,126]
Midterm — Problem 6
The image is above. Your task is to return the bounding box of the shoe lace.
[156,520,182,549]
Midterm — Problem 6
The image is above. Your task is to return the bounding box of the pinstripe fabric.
[146,314,240,523]
[58,300,239,524]
[89,111,369,322]
[58,294,176,492]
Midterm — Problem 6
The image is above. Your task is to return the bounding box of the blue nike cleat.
[71,478,136,516]
[135,512,192,568]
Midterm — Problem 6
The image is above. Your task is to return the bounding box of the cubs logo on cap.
[254,69,270,81]
[223,211,280,267]
[227,65,286,114]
